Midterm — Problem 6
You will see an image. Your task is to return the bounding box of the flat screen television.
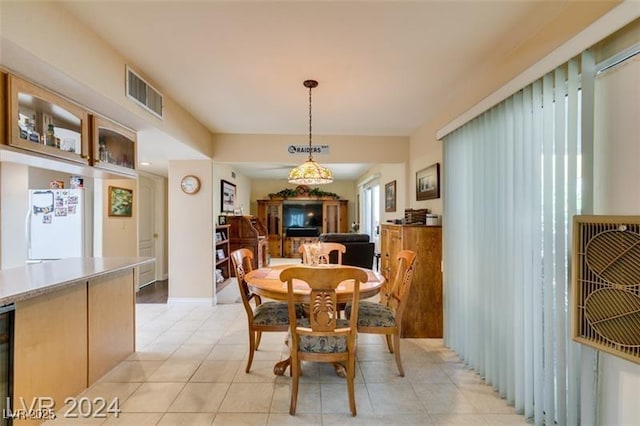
[283,201,323,235]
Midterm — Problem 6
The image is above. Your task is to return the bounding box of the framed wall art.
[221,180,236,213]
[108,186,133,217]
[385,180,397,212]
[416,163,440,201]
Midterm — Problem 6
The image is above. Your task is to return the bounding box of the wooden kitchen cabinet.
[380,224,442,338]
[91,115,137,176]
[6,74,90,164]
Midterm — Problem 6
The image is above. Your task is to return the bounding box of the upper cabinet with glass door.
[6,75,89,164]
[91,115,136,176]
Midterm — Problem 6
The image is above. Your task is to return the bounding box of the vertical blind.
[443,57,583,425]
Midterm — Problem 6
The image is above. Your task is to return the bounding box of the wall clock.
[180,175,201,194]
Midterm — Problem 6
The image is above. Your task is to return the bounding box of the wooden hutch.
[380,223,443,338]
[257,197,348,258]
[227,215,269,272]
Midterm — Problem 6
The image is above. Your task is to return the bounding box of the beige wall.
[1,1,213,159]
[407,129,443,215]
[168,160,213,302]
[213,164,251,219]
[407,2,622,217]
[0,163,29,268]
[213,133,409,164]
[357,163,408,224]
[98,178,137,257]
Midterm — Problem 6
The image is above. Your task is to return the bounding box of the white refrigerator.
[27,188,85,261]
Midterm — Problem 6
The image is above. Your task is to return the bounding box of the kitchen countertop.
[0,257,154,306]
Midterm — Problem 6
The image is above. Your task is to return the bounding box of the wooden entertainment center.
[257,198,348,258]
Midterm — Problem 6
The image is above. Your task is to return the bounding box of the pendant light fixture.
[288,80,333,185]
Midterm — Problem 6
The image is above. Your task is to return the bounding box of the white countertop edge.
[0,257,154,306]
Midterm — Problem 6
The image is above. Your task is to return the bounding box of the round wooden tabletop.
[245,263,385,303]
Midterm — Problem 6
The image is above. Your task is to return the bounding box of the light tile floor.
[45,289,529,425]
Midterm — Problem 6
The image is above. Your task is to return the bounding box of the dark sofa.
[318,233,375,269]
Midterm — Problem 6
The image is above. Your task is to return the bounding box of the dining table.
[244,262,386,376]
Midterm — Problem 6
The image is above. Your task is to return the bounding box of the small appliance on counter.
[426,214,441,226]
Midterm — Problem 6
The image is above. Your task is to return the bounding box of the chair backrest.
[230,248,256,316]
[280,265,367,340]
[298,242,346,265]
[387,250,417,320]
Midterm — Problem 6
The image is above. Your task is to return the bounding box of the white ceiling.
[58,1,580,179]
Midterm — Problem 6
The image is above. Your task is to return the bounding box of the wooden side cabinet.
[91,115,137,176]
[380,224,442,338]
[6,74,90,164]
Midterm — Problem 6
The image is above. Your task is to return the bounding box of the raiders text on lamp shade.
[288,80,333,185]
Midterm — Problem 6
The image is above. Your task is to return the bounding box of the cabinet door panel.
[7,75,89,164]
[323,201,340,233]
[92,115,137,176]
[262,201,283,257]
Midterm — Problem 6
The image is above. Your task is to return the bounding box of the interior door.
[137,176,155,289]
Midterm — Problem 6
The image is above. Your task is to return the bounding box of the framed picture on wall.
[221,180,236,213]
[385,180,397,212]
[416,163,440,201]
[108,186,133,217]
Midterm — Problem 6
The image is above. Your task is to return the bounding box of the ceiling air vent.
[572,215,640,364]
[126,65,163,119]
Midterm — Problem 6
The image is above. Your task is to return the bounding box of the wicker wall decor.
[572,215,640,364]
[404,208,430,224]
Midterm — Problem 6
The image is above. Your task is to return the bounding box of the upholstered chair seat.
[292,318,352,353]
[254,302,304,326]
[345,301,396,327]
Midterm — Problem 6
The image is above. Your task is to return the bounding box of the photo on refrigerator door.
[32,190,54,215]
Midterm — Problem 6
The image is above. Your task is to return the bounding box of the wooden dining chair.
[280,265,368,416]
[345,250,417,376]
[298,242,349,318]
[231,248,292,373]
[298,242,346,265]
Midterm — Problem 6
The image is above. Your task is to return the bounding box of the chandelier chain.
[288,79,332,185]
[308,84,313,160]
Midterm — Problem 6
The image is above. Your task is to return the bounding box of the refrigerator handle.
[25,207,31,251]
